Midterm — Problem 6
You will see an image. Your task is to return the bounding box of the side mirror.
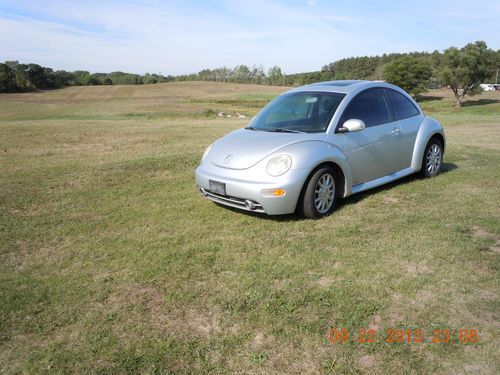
[338,119,366,133]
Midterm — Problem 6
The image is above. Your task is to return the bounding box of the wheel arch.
[313,161,346,198]
[429,133,445,153]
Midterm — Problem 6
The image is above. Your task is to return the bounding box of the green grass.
[0,82,499,374]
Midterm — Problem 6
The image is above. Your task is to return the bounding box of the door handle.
[391,128,401,135]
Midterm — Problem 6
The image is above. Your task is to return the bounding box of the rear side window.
[340,88,392,127]
[386,89,420,120]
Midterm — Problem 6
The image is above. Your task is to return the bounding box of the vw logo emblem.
[224,154,233,164]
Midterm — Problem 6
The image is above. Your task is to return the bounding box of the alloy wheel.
[314,173,335,214]
[426,144,442,174]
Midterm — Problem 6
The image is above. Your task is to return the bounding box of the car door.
[385,88,424,169]
[337,88,402,185]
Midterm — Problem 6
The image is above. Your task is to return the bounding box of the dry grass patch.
[470,225,500,253]
[317,276,336,288]
[381,196,399,204]
[403,261,432,276]
[358,354,377,369]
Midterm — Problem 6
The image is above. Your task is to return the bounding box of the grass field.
[0,82,499,374]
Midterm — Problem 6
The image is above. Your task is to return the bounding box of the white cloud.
[0,0,498,74]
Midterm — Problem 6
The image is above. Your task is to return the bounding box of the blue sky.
[1,0,498,75]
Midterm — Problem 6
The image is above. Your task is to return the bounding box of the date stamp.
[327,327,478,344]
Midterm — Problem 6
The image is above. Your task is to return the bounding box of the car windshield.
[249,91,345,133]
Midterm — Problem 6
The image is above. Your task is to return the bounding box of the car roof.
[290,80,381,94]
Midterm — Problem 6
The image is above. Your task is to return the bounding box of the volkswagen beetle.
[195,80,445,219]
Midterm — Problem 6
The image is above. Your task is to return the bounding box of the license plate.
[209,180,226,196]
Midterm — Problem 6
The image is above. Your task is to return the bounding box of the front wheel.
[300,166,337,219]
[420,138,443,178]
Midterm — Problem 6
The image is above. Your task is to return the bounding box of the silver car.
[196,80,445,219]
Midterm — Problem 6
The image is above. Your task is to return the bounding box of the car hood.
[209,128,325,170]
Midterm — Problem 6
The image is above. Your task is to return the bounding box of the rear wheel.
[420,138,443,178]
[300,166,337,219]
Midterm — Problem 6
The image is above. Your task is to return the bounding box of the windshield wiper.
[272,128,305,134]
[245,126,257,131]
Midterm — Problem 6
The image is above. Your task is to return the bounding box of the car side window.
[340,88,392,127]
[386,89,420,120]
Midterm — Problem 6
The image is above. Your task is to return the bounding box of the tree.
[268,65,283,86]
[384,56,432,97]
[144,73,162,84]
[89,74,102,85]
[214,67,230,82]
[73,71,92,85]
[3,61,28,90]
[250,65,265,84]
[232,65,250,83]
[439,41,490,107]
[0,63,15,91]
[24,64,47,88]
[54,70,75,87]
[15,64,29,89]
[320,63,335,81]
[197,69,213,81]
[486,49,500,84]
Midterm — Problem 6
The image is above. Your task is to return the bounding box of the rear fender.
[411,117,446,171]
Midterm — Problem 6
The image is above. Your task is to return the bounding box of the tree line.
[0,62,176,92]
[1,41,498,107]
[177,41,499,103]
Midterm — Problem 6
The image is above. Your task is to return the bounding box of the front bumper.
[195,164,309,215]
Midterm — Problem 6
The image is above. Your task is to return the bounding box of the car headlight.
[266,154,292,176]
[201,144,213,163]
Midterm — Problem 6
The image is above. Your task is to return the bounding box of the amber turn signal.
[261,188,287,198]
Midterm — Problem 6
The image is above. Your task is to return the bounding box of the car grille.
[199,188,265,213]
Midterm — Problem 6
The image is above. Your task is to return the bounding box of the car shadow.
[213,162,458,222]
[440,162,458,173]
[336,162,458,210]
[214,203,302,222]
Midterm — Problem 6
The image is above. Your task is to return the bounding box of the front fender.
[279,141,353,197]
[411,116,446,171]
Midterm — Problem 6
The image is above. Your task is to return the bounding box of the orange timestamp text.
[327,327,478,344]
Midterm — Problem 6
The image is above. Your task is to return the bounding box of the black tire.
[420,138,443,178]
[299,166,337,219]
